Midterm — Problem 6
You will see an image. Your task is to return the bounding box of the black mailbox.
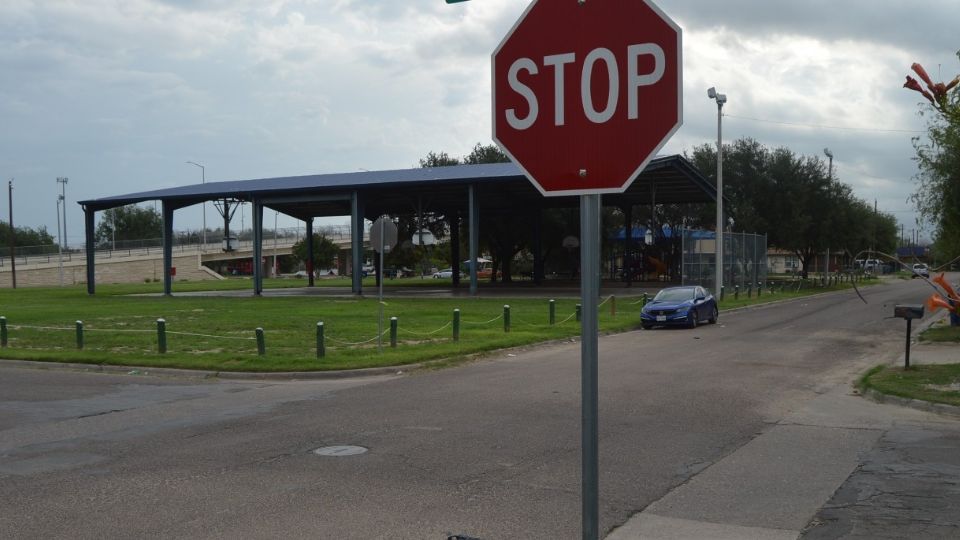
[894,304,924,320]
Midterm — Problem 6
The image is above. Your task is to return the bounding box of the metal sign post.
[370,216,397,352]
[491,2,681,537]
[580,194,601,539]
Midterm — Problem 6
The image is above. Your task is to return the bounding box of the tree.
[688,138,897,277]
[462,143,510,164]
[95,205,162,247]
[0,223,54,249]
[904,56,960,257]
[291,234,339,271]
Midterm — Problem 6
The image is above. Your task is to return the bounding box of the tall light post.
[708,87,727,294]
[8,179,15,288]
[56,177,68,251]
[824,148,834,274]
[186,161,206,250]
[56,195,64,286]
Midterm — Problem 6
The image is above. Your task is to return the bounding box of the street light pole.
[824,148,834,273]
[56,177,68,251]
[56,196,64,286]
[186,161,206,250]
[708,87,727,295]
[8,179,16,289]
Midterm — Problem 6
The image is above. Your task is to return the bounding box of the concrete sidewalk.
[607,323,960,539]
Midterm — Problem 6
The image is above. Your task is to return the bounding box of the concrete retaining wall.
[0,252,218,288]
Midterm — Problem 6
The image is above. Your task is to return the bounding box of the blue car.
[641,286,718,329]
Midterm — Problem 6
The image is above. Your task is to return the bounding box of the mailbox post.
[894,304,924,369]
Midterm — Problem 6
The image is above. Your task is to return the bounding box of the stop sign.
[493,0,682,196]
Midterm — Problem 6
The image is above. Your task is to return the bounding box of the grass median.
[0,282,644,372]
[0,276,878,373]
[859,320,960,407]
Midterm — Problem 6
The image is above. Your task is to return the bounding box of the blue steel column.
[84,206,96,295]
[162,201,174,296]
[351,191,364,295]
[533,206,543,285]
[623,205,633,287]
[451,211,461,287]
[252,200,263,295]
[306,217,315,287]
[468,184,479,296]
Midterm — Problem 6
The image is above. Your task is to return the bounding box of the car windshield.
[654,288,695,302]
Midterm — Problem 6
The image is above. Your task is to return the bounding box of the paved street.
[1,278,957,539]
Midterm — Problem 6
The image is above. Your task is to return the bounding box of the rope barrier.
[325,328,391,346]
[165,331,257,341]
[397,321,453,337]
[461,314,504,326]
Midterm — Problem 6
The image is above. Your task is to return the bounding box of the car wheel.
[709,305,718,324]
[688,310,698,329]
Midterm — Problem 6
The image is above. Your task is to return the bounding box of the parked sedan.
[912,263,930,278]
[432,268,457,279]
[641,286,718,329]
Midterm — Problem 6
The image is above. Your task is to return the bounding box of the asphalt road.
[0,278,939,539]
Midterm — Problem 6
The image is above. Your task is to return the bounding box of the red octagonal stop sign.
[493,0,682,196]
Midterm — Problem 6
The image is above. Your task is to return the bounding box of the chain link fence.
[681,229,767,294]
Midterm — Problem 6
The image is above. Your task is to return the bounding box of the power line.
[724,113,924,134]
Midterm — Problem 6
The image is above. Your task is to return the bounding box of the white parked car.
[432,268,456,279]
[912,263,930,278]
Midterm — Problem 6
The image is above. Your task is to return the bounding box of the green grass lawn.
[0,283,644,372]
[860,364,960,407]
[919,323,960,343]
[0,277,879,372]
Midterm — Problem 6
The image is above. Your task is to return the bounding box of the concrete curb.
[0,358,426,381]
[861,387,960,418]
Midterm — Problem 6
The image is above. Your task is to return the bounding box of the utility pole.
[8,180,16,289]
[56,177,68,250]
[56,196,64,286]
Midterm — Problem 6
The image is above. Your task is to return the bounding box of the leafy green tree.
[462,143,510,164]
[95,205,162,247]
[904,56,960,258]
[291,234,339,271]
[689,138,897,277]
[0,223,55,249]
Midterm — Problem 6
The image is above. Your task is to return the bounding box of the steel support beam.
[351,191,364,295]
[468,184,479,296]
[84,206,96,295]
[162,201,174,296]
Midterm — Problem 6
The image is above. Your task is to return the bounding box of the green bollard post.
[576,304,582,322]
[157,318,167,354]
[641,293,648,307]
[0,316,7,347]
[453,309,460,342]
[316,322,325,359]
[390,317,398,348]
[549,299,556,325]
[734,285,740,300]
[75,320,84,350]
[256,327,265,356]
[757,282,763,297]
[747,285,752,298]
[503,305,511,333]
[720,286,725,302]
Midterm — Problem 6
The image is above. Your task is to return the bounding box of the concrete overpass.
[0,235,357,288]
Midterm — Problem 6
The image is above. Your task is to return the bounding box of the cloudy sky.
[1,0,957,246]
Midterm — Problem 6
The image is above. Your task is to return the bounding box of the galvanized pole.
[56,177,68,251]
[378,216,385,353]
[580,194,600,540]
[8,180,15,289]
[56,196,64,286]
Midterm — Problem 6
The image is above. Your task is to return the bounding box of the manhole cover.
[312,445,368,456]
